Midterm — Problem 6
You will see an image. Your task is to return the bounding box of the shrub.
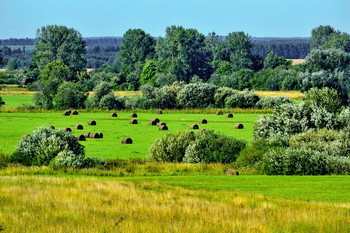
[225,90,260,108]
[177,83,218,109]
[262,148,350,175]
[303,87,342,113]
[148,131,197,162]
[11,127,85,166]
[53,82,87,110]
[98,93,124,110]
[214,87,238,108]
[289,129,350,157]
[183,131,247,163]
[255,96,292,109]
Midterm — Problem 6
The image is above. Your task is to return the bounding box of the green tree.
[33,25,86,80]
[323,33,350,52]
[140,59,158,85]
[306,49,350,72]
[310,25,337,49]
[263,51,279,69]
[156,26,212,82]
[53,82,87,109]
[205,32,229,70]
[119,29,156,77]
[303,87,342,113]
[226,31,254,71]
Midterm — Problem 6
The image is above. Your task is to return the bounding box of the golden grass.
[287,59,306,65]
[0,86,36,96]
[114,90,142,96]
[0,69,7,72]
[255,90,304,100]
[0,175,349,232]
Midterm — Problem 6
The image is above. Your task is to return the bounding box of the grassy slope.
[0,112,260,159]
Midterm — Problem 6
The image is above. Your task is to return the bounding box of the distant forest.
[0,36,310,69]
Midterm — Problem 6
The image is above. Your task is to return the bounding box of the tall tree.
[310,25,338,49]
[205,32,229,70]
[119,29,156,77]
[156,26,212,82]
[33,25,86,81]
[226,31,254,71]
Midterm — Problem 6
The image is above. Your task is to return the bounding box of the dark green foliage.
[34,25,86,80]
[183,131,247,163]
[177,83,218,108]
[53,82,87,109]
[224,90,260,108]
[11,127,85,166]
[310,25,337,49]
[306,49,350,72]
[214,87,238,108]
[303,87,342,113]
[289,129,350,157]
[98,93,124,110]
[148,131,197,162]
[262,148,350,175]
[140,60,158,86]
[255,96,292,109]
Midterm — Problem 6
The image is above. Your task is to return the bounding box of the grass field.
[0,173,349,232]
[0,111,261,159]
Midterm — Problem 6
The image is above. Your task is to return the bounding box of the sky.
[1,0,349,39]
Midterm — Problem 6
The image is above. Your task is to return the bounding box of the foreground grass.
[0,174,349,233]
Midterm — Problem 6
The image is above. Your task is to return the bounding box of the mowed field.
[0,111,260,159]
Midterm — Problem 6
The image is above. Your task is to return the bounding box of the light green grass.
[0,112,260,159]
[0,95,34,108]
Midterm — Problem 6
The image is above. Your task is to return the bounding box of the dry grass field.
[288,59,306,65]
[255,90,304,100]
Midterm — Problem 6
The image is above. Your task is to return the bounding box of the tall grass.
[0,175,349,232]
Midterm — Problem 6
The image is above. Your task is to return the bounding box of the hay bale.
[159,125,168,130]
[152,118,160,123]
[98,133,104,138]
[129,119,138,124]
[148,120,157,126]
[90,133,100,139]
[199,119,207,124]
[83,132,91,138]
[88,120,96,125]
[216,111,223,115]
[226,113,233,118]
[22,134,30,139]
[76,134,86,141]
[71,110,79,115]
[63,110,71,116]
[235,124,244,129]
[225,169,239,176]
[46,126,55,130]
[130,113,138,118]
[0,101,5,105]
[63,127,72,132]
[157,122,166,127]
[121,138,133,144]
[190,124,199,129]
[75,125,84,130]
[156,110,163,114]
[198,129,207,133]
[110,113,118,117]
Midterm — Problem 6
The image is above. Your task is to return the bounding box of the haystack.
[235,124,244,129]
[121,138,133,144]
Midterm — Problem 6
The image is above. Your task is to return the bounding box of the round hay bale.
[110,113,118,117]
[90,133,100,139]
[22,134,30,139]
[216,111,223,115]
[71,110,79,115]
[235,124,244,129]
[225,169,239,176]
[0,101,5,105]
[63,110,71,116]
[156,110,163,114]
[130,113,138,118]
[157,122,166,127]
[190,124,199,129]
[88,120,96,125]
[121,138,133,144]
[199,119,207,124]
[76,134,86,141]
[129,119,138,124]
[152,118,160,123]
[159,125,168,130]
[226,113,233,118]
[98,133,104,138]
[83,132,91,138]
[46,126,55,130]
[75,125,84,130]
[148,120,157,126]
[64,127,72,132]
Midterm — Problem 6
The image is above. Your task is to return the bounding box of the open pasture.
[0,111,260,159]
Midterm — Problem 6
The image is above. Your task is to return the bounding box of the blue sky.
[1,0,349,39]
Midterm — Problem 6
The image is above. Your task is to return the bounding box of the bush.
[11,127,85,166]
[225,90,260,108]
[148,131,197,162]
[303,87,342,113]
[177,83,218,109]
[255,96,292,109]
[289,129,350,157]
[214,87,238,108]
[98,93,124,110]
[262,148,350,175]
[183,131,247,163]
[53,82,87,110]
